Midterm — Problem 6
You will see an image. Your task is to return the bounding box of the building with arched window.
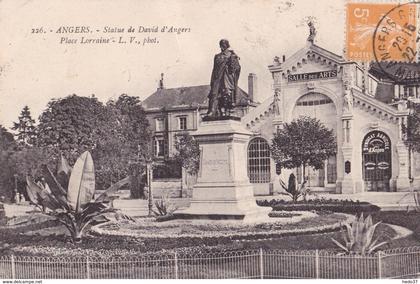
[238,35,419,195]
[142,32,420,197]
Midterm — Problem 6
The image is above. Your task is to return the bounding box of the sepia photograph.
[0,0,419,281]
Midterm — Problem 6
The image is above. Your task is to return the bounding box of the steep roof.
[370,62,420,84]
[142,85,250,110]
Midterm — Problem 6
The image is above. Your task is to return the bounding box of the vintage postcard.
[0,0,419,281]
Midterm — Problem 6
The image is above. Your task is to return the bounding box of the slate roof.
[142,85,251,110]
[370,62,420,84]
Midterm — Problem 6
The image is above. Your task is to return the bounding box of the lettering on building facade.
[287,70,338,82]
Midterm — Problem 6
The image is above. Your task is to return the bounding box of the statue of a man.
[207,39,241,117]
[307,21,316,43]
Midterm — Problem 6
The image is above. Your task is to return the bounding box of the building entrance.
[362,131,392,192]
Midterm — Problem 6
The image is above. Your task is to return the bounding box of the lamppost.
[146,158,153,216]
[13,174,19,204]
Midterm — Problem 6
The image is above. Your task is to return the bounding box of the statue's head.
[219,39,230,51]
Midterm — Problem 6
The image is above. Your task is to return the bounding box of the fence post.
[377,251,382,279]
[174,252,178,279]
[315,250,320,279]
[259,248,264,279]
[86,256,90,279]
[10,255,15,279]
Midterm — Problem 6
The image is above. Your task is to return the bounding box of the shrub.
[152,194,178,217]
[256,198,380,214]
[25,152,133,243]
[331,214,388,255]
[280,173,308,203]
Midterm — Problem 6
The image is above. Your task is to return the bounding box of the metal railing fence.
[0,247,419,279]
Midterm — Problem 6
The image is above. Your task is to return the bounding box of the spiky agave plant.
[331,213,388,255]
[26,151,132,243]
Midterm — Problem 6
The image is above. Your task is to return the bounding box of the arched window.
[248,138,271,183]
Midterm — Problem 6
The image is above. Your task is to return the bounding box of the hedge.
[256,198,380,214]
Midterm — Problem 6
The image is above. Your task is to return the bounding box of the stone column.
[396,141,411,190]
[341,144,356,194]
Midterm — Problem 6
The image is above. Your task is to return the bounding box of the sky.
[0,0,345,128]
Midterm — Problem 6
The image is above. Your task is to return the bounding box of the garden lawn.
[0,211,418,258]
[371,211,420,247]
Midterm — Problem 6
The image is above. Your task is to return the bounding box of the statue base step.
[174,182,271,222]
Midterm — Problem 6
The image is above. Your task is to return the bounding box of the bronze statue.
[207,39,241,117]
[307,21,316,43]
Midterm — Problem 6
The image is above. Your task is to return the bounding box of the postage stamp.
[346,1,419,63]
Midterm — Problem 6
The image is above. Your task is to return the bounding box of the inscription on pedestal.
[203,159,227,172]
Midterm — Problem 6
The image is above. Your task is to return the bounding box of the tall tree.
[403,103,420,179]
[12,106,37,146]
[271,116,337,181]
[37,95,112,164]
[101,94,152,197]
[0,125,15,150]
[36,94,152,194]
[0,125,16,200]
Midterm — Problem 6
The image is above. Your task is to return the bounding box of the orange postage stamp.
[346,2,418,63]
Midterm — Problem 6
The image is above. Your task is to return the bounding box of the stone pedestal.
[176,119,270,221]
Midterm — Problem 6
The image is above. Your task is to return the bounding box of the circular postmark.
[372,2,420,84]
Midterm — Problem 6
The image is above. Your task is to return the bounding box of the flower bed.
[257,198,380,214]
[92,212,352,241]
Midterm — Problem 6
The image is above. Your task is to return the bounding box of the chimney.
[158,73,164,89]
[248,73,257,102]
[282,55,286,62]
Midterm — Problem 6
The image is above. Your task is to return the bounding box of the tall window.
[403,86,416,98]
[155,138,165,157]
[155,118,165,131]
[327,155,337,184]
[248,138,271,183]
[179,116,187,130]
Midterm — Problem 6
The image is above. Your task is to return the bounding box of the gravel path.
[385,223,413,240]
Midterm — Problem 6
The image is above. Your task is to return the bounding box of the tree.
[0,125,15,150]
[403,103,420,152]
[101,94,152,197]
[403,103,420,180]
[174,132,200,175]
[0,125,16,201]
[37,95,111,163]
[36,94,152,194]
[271,116,337,181]
[174,132,200,194]
[12,106,37,146]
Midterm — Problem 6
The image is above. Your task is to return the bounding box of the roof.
[370,62,420,84]
[142,85,251,110]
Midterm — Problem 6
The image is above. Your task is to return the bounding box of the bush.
[256,198,380,214]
